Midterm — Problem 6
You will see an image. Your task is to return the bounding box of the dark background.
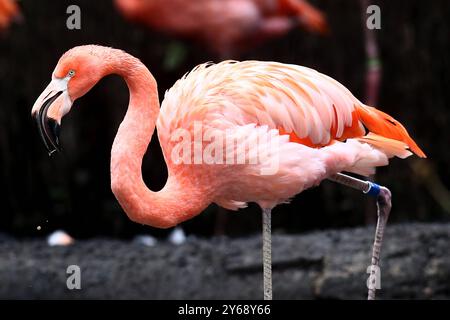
[0,0,448,239]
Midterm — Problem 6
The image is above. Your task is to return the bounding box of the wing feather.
[157,61,363,155]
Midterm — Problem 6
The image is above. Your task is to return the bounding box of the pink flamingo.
[0,0,19,32]
[114,0,328,57]
[32,45,425,299]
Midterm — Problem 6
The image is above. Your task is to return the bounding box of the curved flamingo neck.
[107,50,208,228]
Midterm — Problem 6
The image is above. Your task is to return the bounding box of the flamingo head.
[31,46,107,154]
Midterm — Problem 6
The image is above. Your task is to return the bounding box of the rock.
[0,223,449,299]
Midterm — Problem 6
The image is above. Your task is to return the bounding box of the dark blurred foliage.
[0,0,448,239]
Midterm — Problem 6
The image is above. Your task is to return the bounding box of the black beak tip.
[47,118,61,146]
[33,91,63,155]
[43,118,61,156]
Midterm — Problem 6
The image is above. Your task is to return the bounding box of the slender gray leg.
[262,208,272,300]
[368,186,391,300]
[328,173,392,300]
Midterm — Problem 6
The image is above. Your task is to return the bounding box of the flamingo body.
[158,60,424,210]
[32,46,425,228]
[0,0,19,31]
[114,0,328,56]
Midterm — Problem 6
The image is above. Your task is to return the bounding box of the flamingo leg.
[328,173,391,300]
[368,186,391,299]
[262,208,272,300]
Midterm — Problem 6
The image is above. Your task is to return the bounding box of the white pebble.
[168,227,186,245]
[47,230,74,246]
[133,235,157,247]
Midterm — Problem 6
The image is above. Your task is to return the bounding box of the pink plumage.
[32,45,425,228]
[114,0,328,56]
[0,0,20,32]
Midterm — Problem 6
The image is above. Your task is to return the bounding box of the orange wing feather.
[160,61,425,159]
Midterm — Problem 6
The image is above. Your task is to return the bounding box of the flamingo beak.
[31,78,73,155]
[32,91,63,155]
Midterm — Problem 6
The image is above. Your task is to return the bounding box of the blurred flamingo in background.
[0,0,20,32]
[114,0,328,57]
[32,45,425,298]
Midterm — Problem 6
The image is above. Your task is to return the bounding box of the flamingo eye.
[68,70,76,77]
